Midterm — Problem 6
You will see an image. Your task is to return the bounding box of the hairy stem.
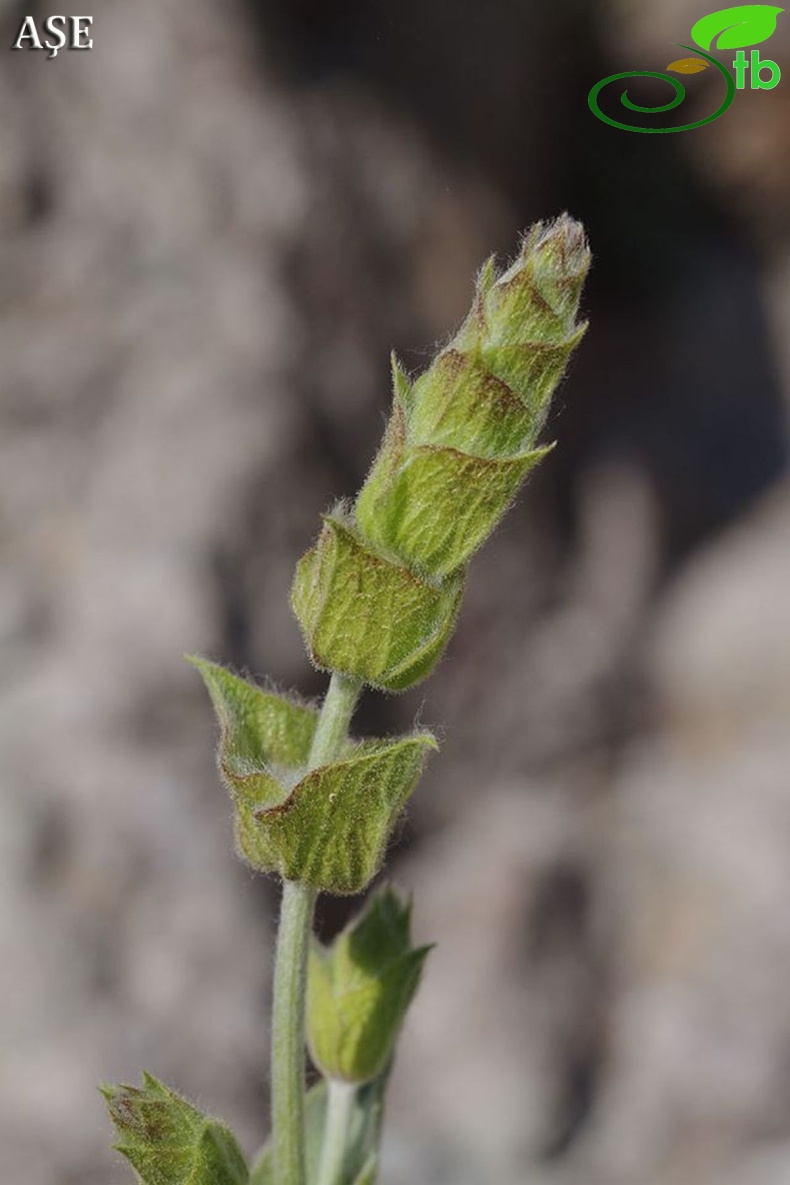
[271,672,363,1185]
[272,881,317,1185]
[308,672,363,768]
[316,1080,357,1185]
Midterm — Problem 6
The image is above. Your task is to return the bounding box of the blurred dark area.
[2,1,790,1182]
[249,0,787,564]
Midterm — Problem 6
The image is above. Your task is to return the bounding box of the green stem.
[308,672,363,769]
[316,1080,357,1185]
[271,672,363,1185]
[272,880,317,1185]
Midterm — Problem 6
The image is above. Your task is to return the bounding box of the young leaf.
[351,1157,378,1185]
[690,4,783,50]
[101,1074,248,1185]
[308,885,432,1084]
[249,1145,273,1185]
[250,1079,385,1185]
[249,1081,325,1185]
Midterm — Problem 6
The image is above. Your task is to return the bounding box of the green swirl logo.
[589,5,783,133]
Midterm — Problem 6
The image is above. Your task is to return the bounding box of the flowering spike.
[355,214,589,578]
[293,216,589,688]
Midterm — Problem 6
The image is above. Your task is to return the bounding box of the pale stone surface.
[0,1,306,1179]
[572,486,790,1185]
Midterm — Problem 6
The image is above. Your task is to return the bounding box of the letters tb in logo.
[732,48,782,86]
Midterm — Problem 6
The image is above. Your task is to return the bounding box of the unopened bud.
[307,885,432,1084]
[292,217,590,690]
[356,215,589,578]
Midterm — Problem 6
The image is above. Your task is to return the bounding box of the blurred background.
[2,1,790,1182]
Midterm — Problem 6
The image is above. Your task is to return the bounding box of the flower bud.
[101,1074,247,1185]
[307,885,432,1085]
[355,215,589,577]
[190,657,436,894]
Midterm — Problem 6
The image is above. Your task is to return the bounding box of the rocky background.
[1,1,790,1182]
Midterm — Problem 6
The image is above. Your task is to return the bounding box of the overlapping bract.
[190,657,435,894]
[291,513,464,692]
[292,215,590,691]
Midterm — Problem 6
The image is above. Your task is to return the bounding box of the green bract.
[357,426,552,579]
[292,214,589,690]
[291,512,464,692]
[307,886,431,1085]
[190,657,436,894]
[101,1074,248,1185]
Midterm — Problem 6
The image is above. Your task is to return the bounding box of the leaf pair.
[190,657,436,894]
